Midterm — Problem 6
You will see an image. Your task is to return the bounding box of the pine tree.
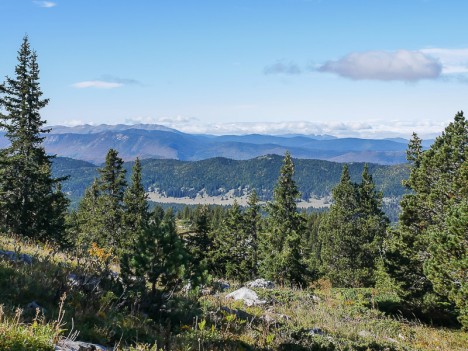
[122,208,190,299]
[303,211,325,282]
[425,203,468,328]
[187,205,213,269]
[97,149,127,249]
[358,164,389,268]
[75,179,102,247]
[319,165,387,287]
[319,165,361,287]
[211,200,252,281]
[0,36,69,244]
[385,112,468,325]
[243,190,261,278]
[75,149,127,251]
[123,158,149,248]
[260,152,305,286]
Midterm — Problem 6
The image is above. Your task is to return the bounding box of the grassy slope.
[0,235,466,351]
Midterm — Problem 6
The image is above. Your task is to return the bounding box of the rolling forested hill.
[53,155,409,207]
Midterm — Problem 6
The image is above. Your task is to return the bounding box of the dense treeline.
[51,154,410,203]
[0,37,466,335]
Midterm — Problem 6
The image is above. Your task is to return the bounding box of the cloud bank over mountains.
[111,116,446,139]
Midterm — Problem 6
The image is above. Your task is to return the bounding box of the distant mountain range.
[0,123,434,164]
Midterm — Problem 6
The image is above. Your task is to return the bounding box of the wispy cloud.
[72,81,123,89]
[72,75,142,89]
[317,50,442,81]
[99,75,142,86]
[124,115,199,127]
[264,61,302,75]
[33,1,57,8]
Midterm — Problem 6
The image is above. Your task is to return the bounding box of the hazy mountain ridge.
[1,124,433,164]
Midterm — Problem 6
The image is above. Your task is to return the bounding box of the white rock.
[225,287,266,306]
[246,278,275,289]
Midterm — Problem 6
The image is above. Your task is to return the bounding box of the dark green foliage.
[97,149,127,249]
[385,112,468,326]
[243,190,262,277]
[123,158,149,247]
[302,211,326,281]
[425,203,468,328]
[51,155,409,210]
[319,165,388,287]
[260,152,306,286]
[121,207,190,299]
[186,205,213,269]
[0,36,69,244]
[137,156,409,199]
[75,149,127,251]
[74,179,101,247]
[211,201,252,281]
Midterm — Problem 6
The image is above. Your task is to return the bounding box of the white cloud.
[34,1,57,8]
[318,50,442,81]
[421,48,468,75]
[264,61,302,75]
[72,81,123,89]
[57,120,90,127]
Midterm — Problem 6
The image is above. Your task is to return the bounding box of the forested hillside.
[52,155,409,205]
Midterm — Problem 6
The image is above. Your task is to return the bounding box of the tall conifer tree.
[0,36,68,243]
[123,158,149,247]
[97,149,127,249]
[211,200,251,280]
[244,190,261,277]
[319,165,361,287]
[319,165,387,287]
[75,149,127,251]
[386,112,468,326]
[260,152,305,286]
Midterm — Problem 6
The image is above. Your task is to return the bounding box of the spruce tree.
[75,149,127,251]
[319,165,361,287]
[358,164,389,275]
[386,112,468,325]
[303,211,325,282]
[425,203,468,328]
[75,179,102,247]
[260,152,305,286]
[0,36,69,244]
[319,165,387,287]
[123,158,149,248]
[97,149,127,249]
[212,200,251,281]
[243,190,261,278]
[122,208,190,299]
[187,205,213,269]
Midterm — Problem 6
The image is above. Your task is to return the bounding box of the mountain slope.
[53,155,409,207]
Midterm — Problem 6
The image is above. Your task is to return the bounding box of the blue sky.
[1,0,468,138]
